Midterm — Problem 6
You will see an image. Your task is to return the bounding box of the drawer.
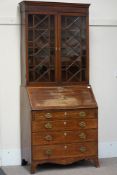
[32,142,97,160]
[32,119,97,132]
[32,129,97,145]
[33,109,97,121]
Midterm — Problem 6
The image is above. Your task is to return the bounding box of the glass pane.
[28,14,55,82]
[61,16,86,82]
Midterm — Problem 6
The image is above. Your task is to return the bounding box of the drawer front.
[32,119,97,132]
[32,142,97,160]
[32,129,97,145]
[33,109,97,121]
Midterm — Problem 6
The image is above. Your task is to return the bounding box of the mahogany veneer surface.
[32,142,97,160]
[32,129,97,145]
[27,85,97,110]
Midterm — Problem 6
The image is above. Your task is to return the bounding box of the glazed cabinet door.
[27,13,88,84]
[28,14,56,83]
[60,14,88,83]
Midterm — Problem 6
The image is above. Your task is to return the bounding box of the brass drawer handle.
[45,135,53,141]
[80,146,86,152]
[79,111,86,118]
[45,122,52,129]
[45,113,52,119]
[79,132,86,139]
[79,121,86,128]
[45,149,52,156]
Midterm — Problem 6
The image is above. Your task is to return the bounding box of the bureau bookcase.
[20,1,99,173]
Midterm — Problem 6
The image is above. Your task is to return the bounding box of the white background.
[0,0,117,165]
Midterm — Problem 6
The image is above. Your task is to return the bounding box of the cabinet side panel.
[20,86,31,164]
[20,12,27,86]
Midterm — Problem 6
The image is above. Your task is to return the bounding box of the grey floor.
[1,158,117,175]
